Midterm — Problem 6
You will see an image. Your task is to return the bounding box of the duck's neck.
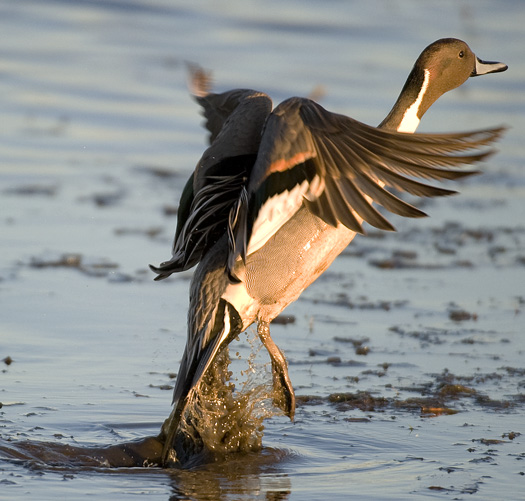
[379,66,436,133]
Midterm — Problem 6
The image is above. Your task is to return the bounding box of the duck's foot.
[270,359,296,420]
[257,320,296,420]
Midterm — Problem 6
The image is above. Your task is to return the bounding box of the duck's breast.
[243,206,358,319]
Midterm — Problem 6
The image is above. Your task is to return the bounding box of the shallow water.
[1,0,525,499]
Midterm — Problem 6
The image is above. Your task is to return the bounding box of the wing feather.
[150,82,272,280]
[226,97,505,278]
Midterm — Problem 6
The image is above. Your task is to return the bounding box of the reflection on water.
[1,0,524,499]
[0,437,292,499]
[0,436,163,468]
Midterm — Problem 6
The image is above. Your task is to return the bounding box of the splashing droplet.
[174,331,284,465]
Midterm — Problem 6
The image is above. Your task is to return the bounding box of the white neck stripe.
[397,69,430,133]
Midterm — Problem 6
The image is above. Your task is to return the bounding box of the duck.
[150,38,507,466]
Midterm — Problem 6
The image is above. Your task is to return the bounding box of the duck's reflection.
[0,437,291,499]
[167,447,291,500]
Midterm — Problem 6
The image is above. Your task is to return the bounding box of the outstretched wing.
[150,71,273,280]
[227,97,505,276]
[186,64,264,145]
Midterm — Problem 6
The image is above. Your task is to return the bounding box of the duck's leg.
[257,319,295,420]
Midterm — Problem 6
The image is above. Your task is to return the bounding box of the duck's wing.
[150,82,273,280]
[187,64,270,146]
[227,97,505,276]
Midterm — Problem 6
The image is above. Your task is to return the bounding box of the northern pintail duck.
[151,38,507,465]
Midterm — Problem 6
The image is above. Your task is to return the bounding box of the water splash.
[174,331,284,465]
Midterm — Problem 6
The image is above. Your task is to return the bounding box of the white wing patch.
[246,179,316,256]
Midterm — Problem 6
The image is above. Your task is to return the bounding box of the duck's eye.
[459,50,464,58]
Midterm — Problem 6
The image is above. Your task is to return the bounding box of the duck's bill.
[471,57,508,76]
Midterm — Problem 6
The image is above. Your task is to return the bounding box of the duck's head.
[419,37,507,91]
[381,38,508,132]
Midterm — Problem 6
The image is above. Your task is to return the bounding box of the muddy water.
[1,0,524,499]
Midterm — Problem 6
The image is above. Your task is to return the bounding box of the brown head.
[380,38,507,132]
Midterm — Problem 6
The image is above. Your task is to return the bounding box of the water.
[1,0,525,499]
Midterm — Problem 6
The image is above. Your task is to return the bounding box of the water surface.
[1,1,524,499]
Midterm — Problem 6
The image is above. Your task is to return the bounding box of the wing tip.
[149,262,180,281]
[186,62,213,98]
